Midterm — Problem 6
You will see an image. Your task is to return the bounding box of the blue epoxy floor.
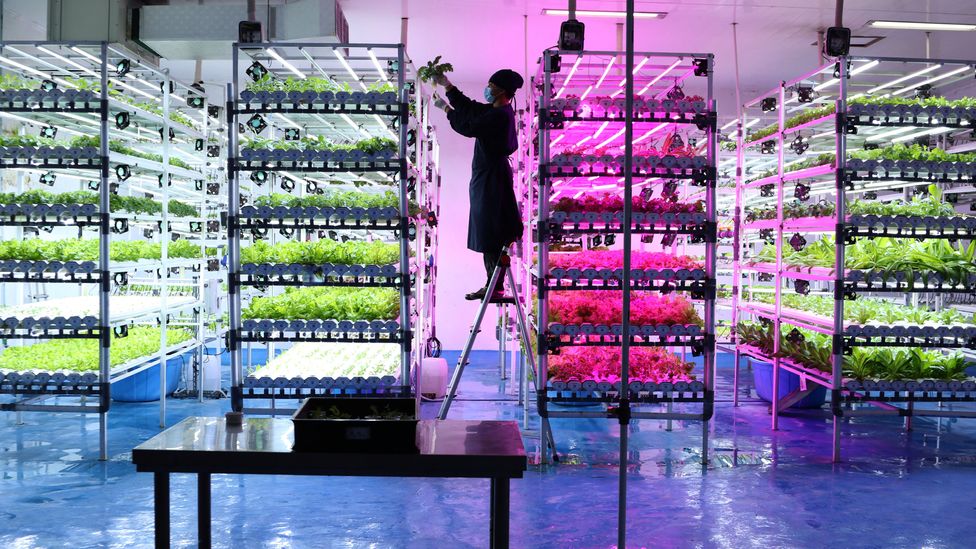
[3,352,976,548]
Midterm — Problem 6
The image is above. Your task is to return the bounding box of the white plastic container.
[420,357,449,399]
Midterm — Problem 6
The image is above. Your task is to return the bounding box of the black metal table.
[132,416,526,549]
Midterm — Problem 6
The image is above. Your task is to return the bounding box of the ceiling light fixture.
[869,20,976,32]
[543,9,666,19]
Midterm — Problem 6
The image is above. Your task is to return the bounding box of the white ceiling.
[339,0,976,109]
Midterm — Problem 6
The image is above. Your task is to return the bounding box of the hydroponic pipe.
[831,58,849,463]
[618,2,635,548]
[227,77,243,412]
[98,41,110,461]
[771,81,787,431]
[397,44,411,398]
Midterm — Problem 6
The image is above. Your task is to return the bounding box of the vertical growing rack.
[0,42,217,459]
[733,56,976,461]
[529,49,718,462]
[227,43,439,414]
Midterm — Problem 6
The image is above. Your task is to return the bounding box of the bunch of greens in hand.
[418,56,454,83]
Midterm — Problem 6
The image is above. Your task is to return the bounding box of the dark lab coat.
[446,87,523,253]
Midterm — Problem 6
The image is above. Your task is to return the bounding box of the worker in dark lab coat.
[432,69,524,301]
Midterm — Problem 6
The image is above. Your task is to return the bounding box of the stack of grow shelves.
[526,50,717,461]
[227,43,439,415]
[0,41,217,458]
[733,55,976,461]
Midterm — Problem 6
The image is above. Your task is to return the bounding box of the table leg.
[198,473,212,548]
[154,472,169,549]
[490,477,510,549]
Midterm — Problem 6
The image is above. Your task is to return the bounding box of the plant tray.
[291,397,418,453]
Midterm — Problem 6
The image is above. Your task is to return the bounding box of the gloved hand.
[433,95,450,112]
[433,74,452,87]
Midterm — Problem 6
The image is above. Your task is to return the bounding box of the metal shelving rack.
[0,41,217,459]
[732,55,976,461]
[527,49,718,464]
[227,42,439,414]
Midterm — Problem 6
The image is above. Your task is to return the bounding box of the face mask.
[484,86,495,103]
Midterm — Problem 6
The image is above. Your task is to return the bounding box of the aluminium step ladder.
[436,245,557,463]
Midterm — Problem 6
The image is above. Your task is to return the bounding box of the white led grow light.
[275,113,303,131]
[71,47,102,65]
[890,126,952,143]
[367,49,389,83]
[638,59,681,95]
[891,65,970,95]
[332,48,369,91]
[594,127,626,149]
[266,48,306,79]
[864,126,916,142]
[618,57,649,87]
[813,60,879,92]
[555,56,583,99]
[633,122,669,143]
[37,46,99,77]
[594,57,615,89]
[592,120,610,139]
[866,64,941,94]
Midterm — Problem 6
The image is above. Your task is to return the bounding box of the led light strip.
[332,48,369,92]
[618,57,649,87]
[0,111,85,136]
[267,48,306,80]
[594,57,616,89]
[594,127,626,149]
[37,46,100,78]
[633,122,669,143]
[555,56,582,99]
[638,59,681,95]
[591,120,610,139]
[813,60,879,92]
[892,65,971,95]
[865,64,941,94]
[864,126,916,142]
[0,55,73,89]
[891,126,952,143]
[367,48,389,82]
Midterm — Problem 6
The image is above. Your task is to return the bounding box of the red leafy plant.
[548,347,695,383]
[549,290,702,326]
[552,192,703,214]
[548,250,703,271]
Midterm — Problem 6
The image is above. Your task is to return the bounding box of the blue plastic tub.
[112,356,185,402]
[751,359,827,409]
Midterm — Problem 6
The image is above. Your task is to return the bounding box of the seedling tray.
[291,397,418,453]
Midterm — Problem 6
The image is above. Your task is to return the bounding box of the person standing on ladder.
[432,69,524,301]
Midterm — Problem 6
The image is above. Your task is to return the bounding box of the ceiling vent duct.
[130,0,348,60]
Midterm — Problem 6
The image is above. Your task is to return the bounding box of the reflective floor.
[2,352,976,548]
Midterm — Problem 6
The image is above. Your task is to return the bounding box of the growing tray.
[291,396,418,453]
